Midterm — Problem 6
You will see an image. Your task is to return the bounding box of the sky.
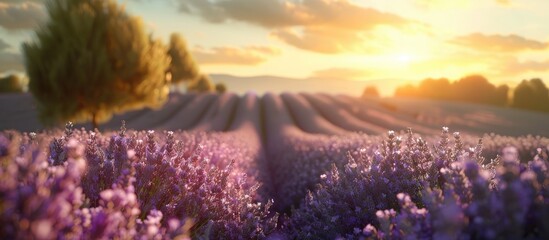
[1,0,549,95]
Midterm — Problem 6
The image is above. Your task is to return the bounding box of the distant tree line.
[512,78,549,112]
[392,75,549,112]
[362,86,380,98]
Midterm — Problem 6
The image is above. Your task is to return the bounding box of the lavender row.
[263,93,384,211]
[284,128,549,239]
[361,157,549,239]
[0,125,277,239]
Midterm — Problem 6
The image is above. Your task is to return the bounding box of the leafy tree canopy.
[23,0,170,128]
[513,78,549,112]
[188,74,215,93]
[167,33,200,84]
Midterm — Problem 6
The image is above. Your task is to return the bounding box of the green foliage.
[167,33,199,84]
[23,0,170,127]
[0,74,26,93]
[188,74,215,93]
[512,78,549,112]
[215,82,227,93]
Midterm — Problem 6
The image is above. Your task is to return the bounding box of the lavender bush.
[285,128,549,239]
[267,132,381,211]
[361,155,549,239]
[0,123,277,239]
[2,120,548,239]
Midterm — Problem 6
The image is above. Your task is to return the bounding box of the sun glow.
[397,54,413,63]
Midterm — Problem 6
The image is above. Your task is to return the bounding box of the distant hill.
[209,74,403,96]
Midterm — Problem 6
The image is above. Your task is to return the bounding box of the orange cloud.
[416,0,511,8]
[0,2,45,30]
[180,0,410,29]
[496,57,549,75]
[407,50,549,77]
[450,33,548,52]
[192,45,281,65]
[271,27,383,54]
[179,0,418,54]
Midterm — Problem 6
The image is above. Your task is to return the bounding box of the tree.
[361,86,379,98]
[167,33,200,84]
[393,75,510,107]
[494,84,510,106]
[453,75,498,104]
[215,82,227,93]
[419,78,452,100]
[512,79,549,112]
[0,74,26,93]
[23,0,170,129]
[187,74,215,93]
[394,84,418,98]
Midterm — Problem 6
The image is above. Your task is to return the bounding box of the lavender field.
[1,92,549,239]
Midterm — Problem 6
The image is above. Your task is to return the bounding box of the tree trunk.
[92,112,98,130]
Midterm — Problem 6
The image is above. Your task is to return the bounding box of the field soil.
[2,92,548,137]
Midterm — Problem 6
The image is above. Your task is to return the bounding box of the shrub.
[215,82,227,93]
[0,74,26,93]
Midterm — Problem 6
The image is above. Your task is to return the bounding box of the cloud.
[450,33,548,52]
[496,58,549,75]
[0,51,23,72]
[179,0,303,27]
[416,0,511,8]
[178,0,419,54]
[412,51,495,68]
[408,50,549,77]
[0,37,23,73]
[310,67,370,80]
[271,27,380,54]
[0,1,46,30]
[0,38,9,51]
[0,39,23,72]
[191,45,281,65]
[180,0,411,29]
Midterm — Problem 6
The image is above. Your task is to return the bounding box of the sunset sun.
[397,54,413,64]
